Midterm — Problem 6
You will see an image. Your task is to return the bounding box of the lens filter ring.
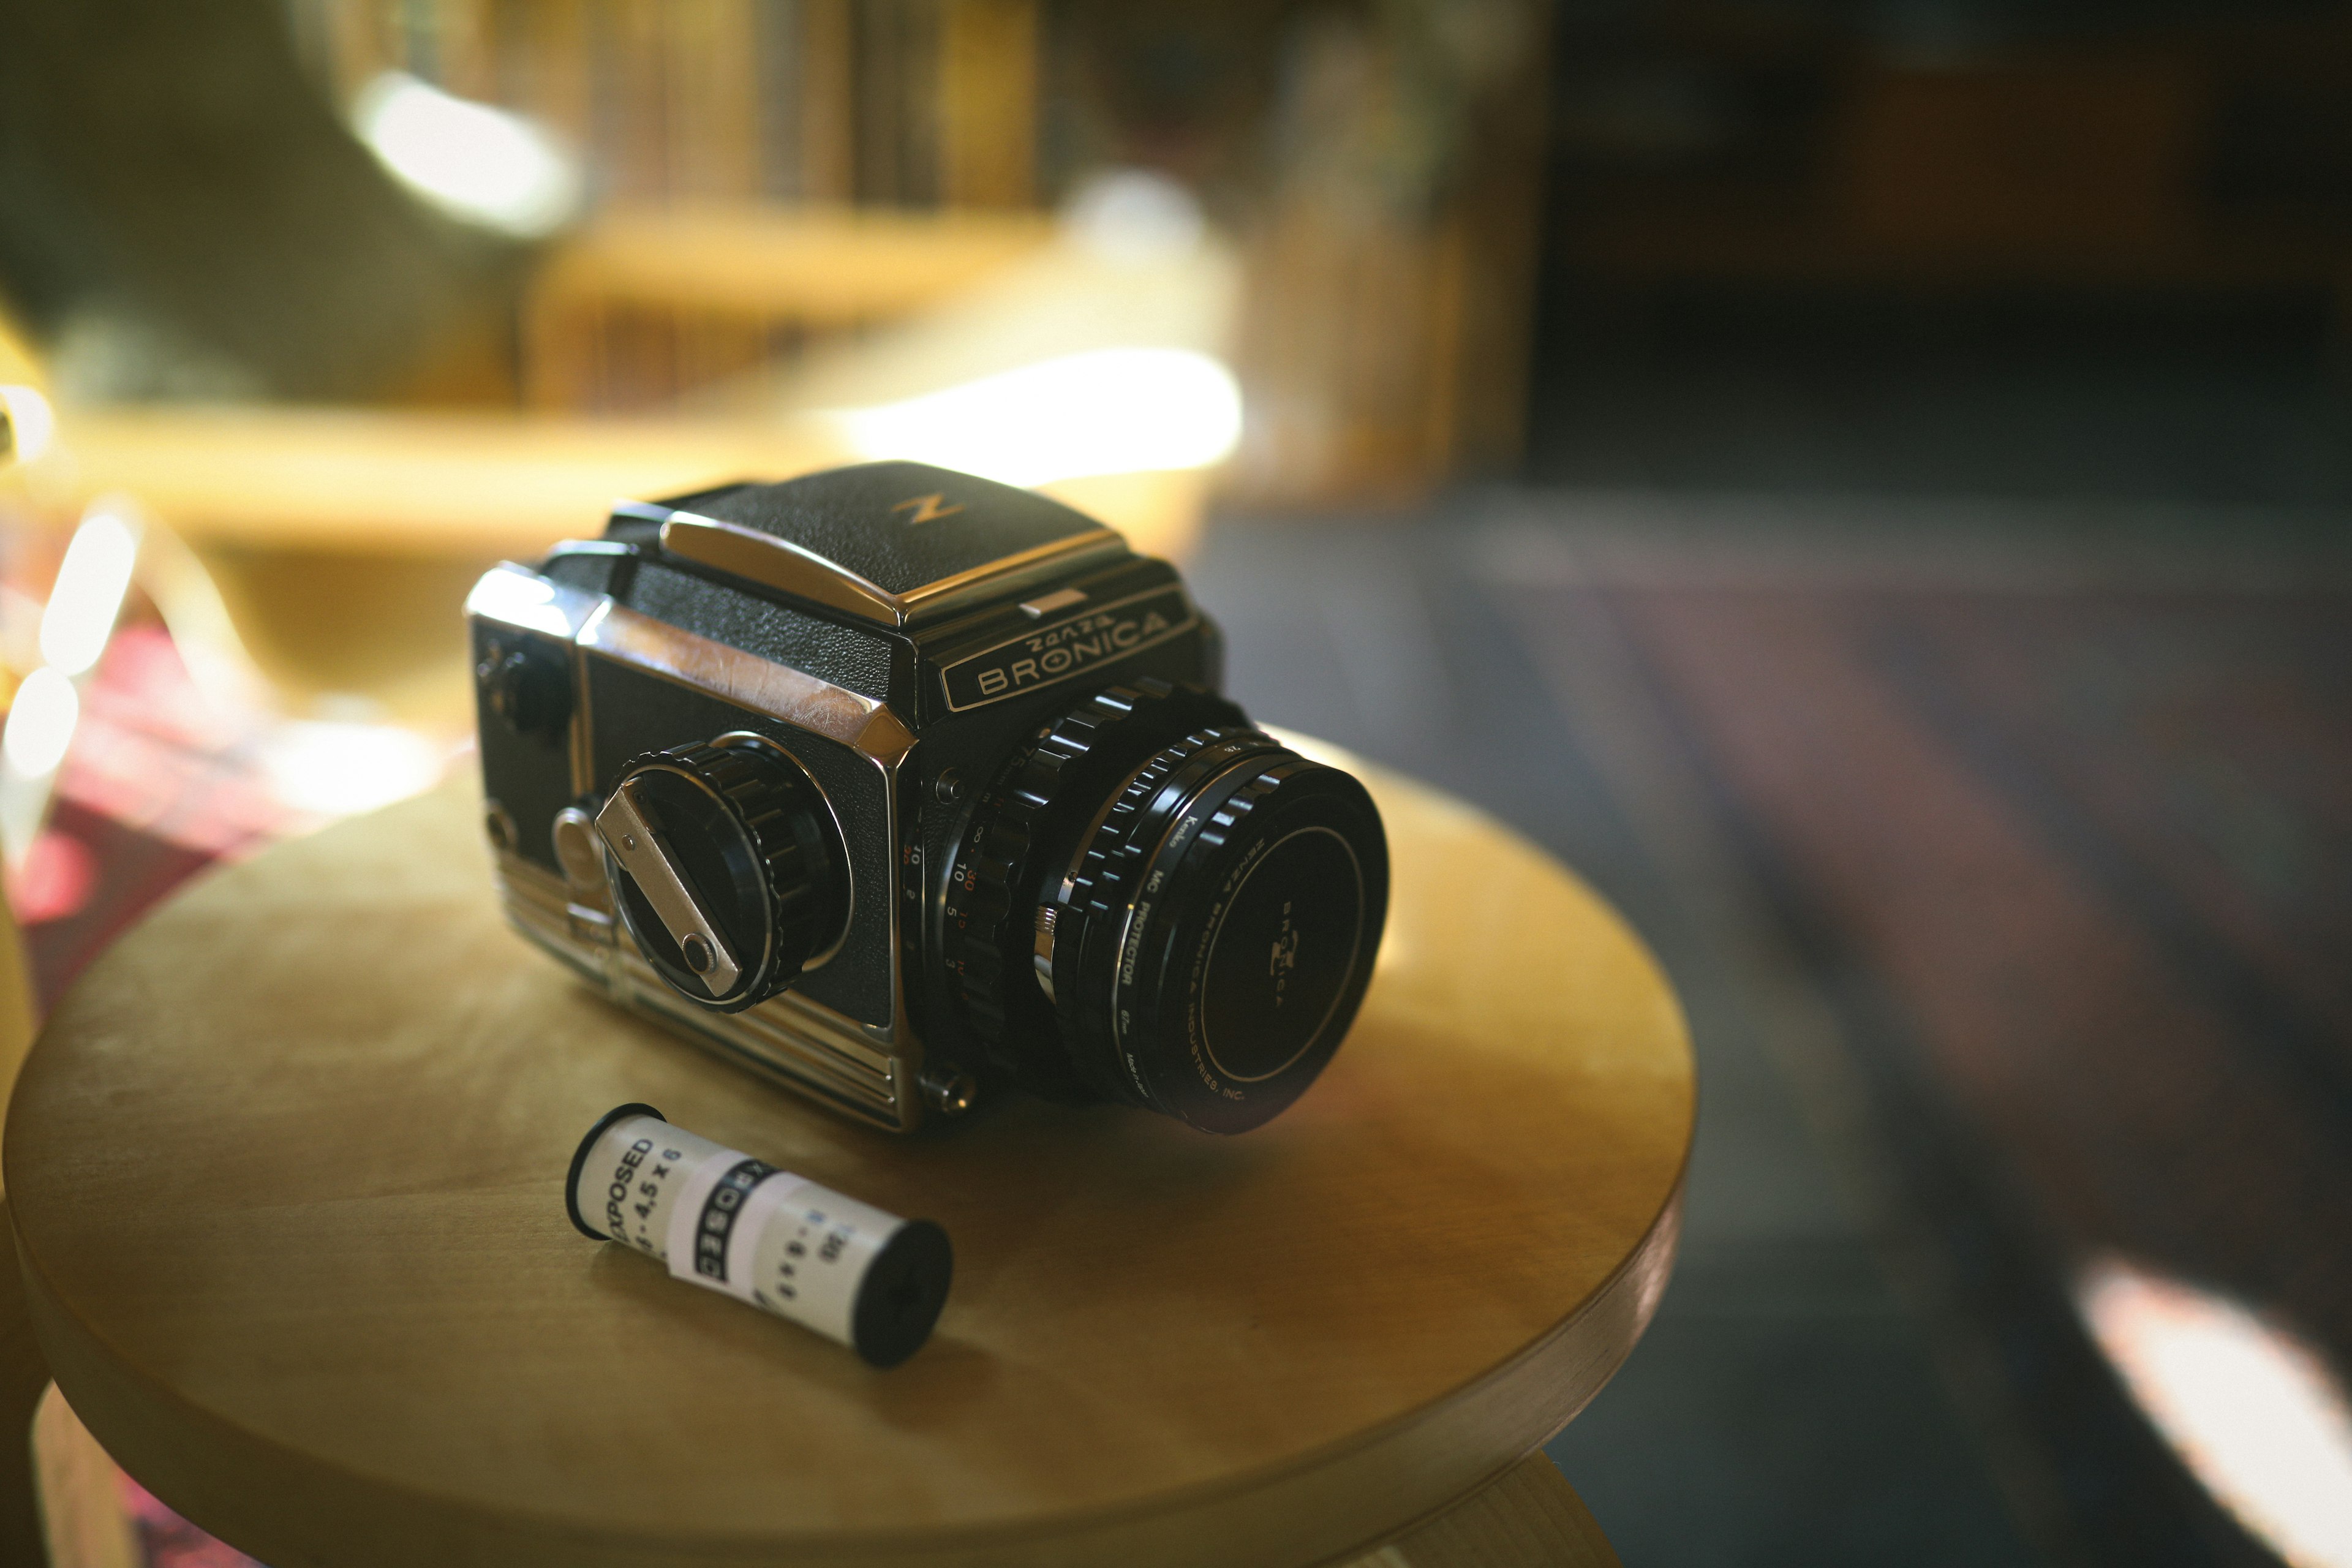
[1050,738,1389,1133]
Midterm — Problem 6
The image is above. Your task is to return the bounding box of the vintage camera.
[470,461,1388,1135]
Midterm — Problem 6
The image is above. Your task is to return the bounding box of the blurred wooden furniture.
[522,207,1053,410]
[19,405,845,723]
[1223,2,1556,505]
[288,0,1562,504]
[0,756,1690,1567]
[46,404,842,560]
[33,401,1212,722]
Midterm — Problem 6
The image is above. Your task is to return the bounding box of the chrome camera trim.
[472,562,927,1132]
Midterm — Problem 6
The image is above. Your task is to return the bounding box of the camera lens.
[946,681,1387,1133]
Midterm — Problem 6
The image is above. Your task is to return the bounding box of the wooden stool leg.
[1343,1453,1624,1568]
[1,1200,55,1566]
[30,1390,138,1568]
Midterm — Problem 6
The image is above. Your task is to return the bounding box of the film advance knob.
[596,738,850,1012]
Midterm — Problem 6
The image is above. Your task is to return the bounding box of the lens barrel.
[946,680,1387,1133]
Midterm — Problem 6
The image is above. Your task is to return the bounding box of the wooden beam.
[535,206,1053,324]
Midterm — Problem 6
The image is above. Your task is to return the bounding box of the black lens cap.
[1191,815,1370,1084]
[1054,740,1389,1133]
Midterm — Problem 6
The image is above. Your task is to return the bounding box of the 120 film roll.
[566,1104,952,1366]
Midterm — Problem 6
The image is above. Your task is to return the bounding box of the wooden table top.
[4,760,1691,1568]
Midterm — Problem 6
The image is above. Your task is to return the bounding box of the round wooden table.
[0,758,1691,1568]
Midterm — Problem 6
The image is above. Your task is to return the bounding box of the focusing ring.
[609,737,848,1011]
[943,680,1243,1095]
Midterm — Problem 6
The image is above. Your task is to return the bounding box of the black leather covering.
[668,462,1115,596]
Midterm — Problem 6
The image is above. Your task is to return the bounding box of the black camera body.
[470,461,1387,1134]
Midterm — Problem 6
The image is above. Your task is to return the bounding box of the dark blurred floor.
[1531,285,2352,510]
[1192,293,2352,1566]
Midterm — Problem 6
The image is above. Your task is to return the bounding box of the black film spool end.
[564,1102,668,1240]
[851,1219,954,1368]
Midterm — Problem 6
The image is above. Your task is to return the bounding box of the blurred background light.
[0,385,54,465]
[258,719,445,818]
[2078,1257,2352,1568]
[1060,169,1207,265]
[5,668,80,779]
[350,72,581,240]
[831,347,1242,488]
[39,508,140,677]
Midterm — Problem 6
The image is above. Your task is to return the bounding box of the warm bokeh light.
[4,667,80,778]
[1060,169,1207,264]
[0,384,55,466]
[831,347,1243,488]
[351,71,581,239]
[2079,1257,2352,1568]
[39,507,140,677]
[259,719,445,818]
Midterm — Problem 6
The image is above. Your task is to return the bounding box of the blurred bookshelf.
[284,0,1054,412]
[284,0,1042,209]
[1544,8,2352,302]
[270,0,1556,505]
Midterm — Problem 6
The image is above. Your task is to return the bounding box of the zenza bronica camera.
[470,461,1387,1134]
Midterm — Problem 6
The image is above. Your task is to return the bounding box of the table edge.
[14,1172,1683,1568]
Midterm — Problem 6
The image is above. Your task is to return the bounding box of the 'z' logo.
[892,492,964,526]
[1268,907,1298,1007]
